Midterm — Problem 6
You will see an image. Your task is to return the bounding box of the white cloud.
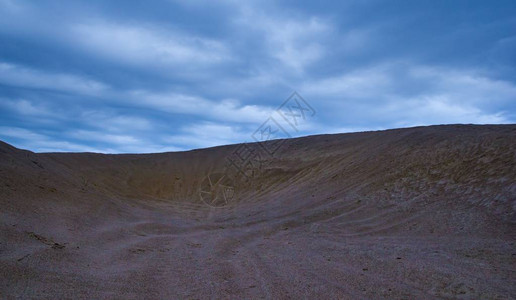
[31,141,112,153]
[71,130,140,145]
[0,98,57,117]
[0,126,185,153]
[234,5,332,73]
[128,90,274,123]
[81,111,153,132]
[391,95,507,126]
[0,2,514,154]
[303,65,393,98]
[265,17,328,72]
[0,126,48,140]
[64,129,183,153]
[302,63,516,127]
[0,126,110,153]
[164,122,249,148]
[72,22,231,69]
[409,66,516,106]
[0,62,108,95]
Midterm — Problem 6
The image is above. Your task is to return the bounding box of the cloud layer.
[0,0,515,153]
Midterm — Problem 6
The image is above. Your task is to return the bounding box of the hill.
[1,124,515,298]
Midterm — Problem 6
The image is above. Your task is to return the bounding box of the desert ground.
[0,124,515,299]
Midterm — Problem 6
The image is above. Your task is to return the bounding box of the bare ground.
[0,124,515,299]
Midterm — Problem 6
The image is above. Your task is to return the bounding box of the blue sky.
[0,0,515,153]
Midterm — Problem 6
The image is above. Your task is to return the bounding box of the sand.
[0,124,515,299]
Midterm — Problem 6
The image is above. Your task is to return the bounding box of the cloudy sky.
[0,0,515,153]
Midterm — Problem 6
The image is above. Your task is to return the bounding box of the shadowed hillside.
[1,124,515,298]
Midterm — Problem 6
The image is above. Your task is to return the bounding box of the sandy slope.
[0,124,515,299]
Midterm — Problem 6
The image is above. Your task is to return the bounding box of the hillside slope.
[1,124,515,298]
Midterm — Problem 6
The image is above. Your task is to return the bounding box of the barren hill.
[1,124,515,298]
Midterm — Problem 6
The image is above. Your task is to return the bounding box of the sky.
[0,0,515,153]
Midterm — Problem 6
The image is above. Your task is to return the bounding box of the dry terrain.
[1,124,515,299]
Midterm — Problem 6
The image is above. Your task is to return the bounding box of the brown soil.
[1,124,515,299]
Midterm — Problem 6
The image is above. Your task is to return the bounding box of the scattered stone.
[52,243,65,249]
[27,231,65,249]
[187,243,203,248]
[17,254,30,261]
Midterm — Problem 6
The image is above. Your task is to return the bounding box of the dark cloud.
[0,0,515,152]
